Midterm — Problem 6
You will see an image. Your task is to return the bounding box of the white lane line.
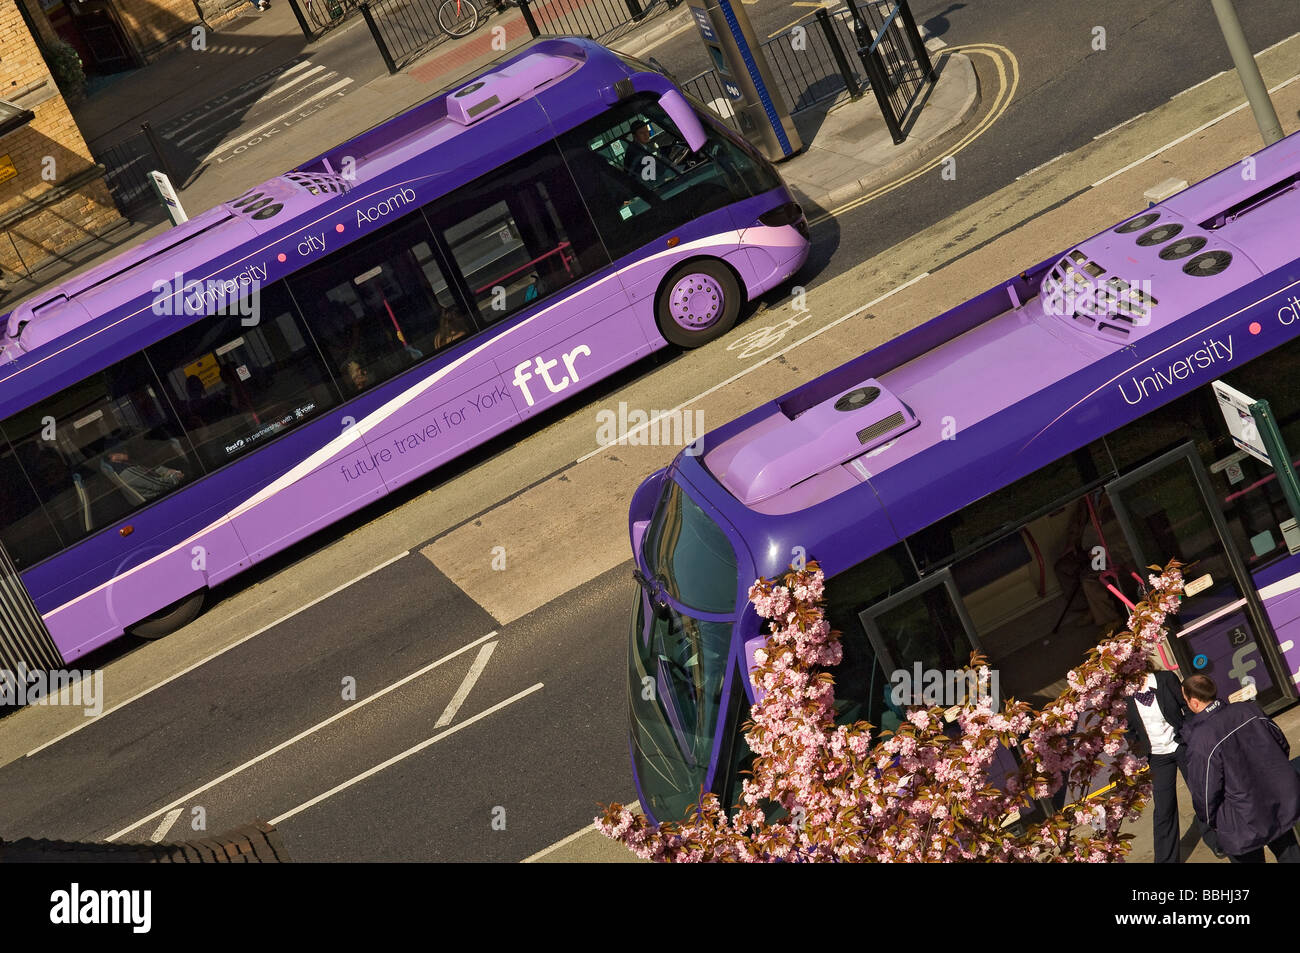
[29,550,411,758]
[1261,30,1300,55]
[164,60,316,140]
[521,800,642,863]
[1092,71,1300,189]
[1016,151,1066,180]
[202,78,354,159]
[434,642,495,728]
[1172,69,1227,99]
[149,808,184,843]
[575,272,931,463]
[173,66,328,147]
[105,628,497,842]
[269,683,545,826]
[1092,111,1145,141]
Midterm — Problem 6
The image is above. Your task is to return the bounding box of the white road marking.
[269,683,545,826]
[1016,151,1066,180]
[1172,69,1227,99]
[521,801,642,863]
[164,60,316,140]
[517,795,639,863]
[203,77,355,159]
[575,271,930,462]
[29,550,411,758]
[105,628,497,841]
[435,641,495,728]
[149,808,184,843]
[1091,71,1300,189]
[173,65,328,147]
[1092,111,1145,141]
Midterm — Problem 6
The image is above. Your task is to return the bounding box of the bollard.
[518,0,541,37]
[359,1,398,75]
[140,121,181,184]
[859,42,903,144]
[897,0,935,82]
[285,0,316,39]
[816,9,861,100]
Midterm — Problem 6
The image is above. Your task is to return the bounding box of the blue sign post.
[684,0,802,161]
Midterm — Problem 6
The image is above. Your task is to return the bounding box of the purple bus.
[627,129,1300,824]
[0,37,810,663]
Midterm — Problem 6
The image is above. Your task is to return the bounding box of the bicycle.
[304,0,356,31]
[303,0,479,39]
[435,0,480,38]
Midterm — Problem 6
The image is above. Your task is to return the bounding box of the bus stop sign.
[685,0,802,161]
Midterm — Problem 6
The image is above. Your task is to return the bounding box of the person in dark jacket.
[1182,674,1300,863]
[1126,665,1223,862]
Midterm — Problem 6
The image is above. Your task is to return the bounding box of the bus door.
[858,570,985,726]
[1105,443,1296,712]
[858,571,1038,821]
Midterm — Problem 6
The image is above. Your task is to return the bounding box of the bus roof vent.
[445,53,578,125]
[284,170,352,195]
[1040,248,1158,343]
[709,378,920,505]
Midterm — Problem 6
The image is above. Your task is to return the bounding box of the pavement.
[0,0,979,309]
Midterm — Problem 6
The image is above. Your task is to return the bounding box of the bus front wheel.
[656,260,741,348]
[127,590,206,640]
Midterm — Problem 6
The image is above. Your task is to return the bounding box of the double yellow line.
[809,42,1021,225]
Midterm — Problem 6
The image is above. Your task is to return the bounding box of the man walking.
[1182,674,1300,863]
[1126,664,1222,862]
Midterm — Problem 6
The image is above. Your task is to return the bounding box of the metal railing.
[685,1,935,147]
[682,69,741,133]
[358,0,468,73]
[92,122,182,218]
[0,541,65,695]
[518,0,676,44]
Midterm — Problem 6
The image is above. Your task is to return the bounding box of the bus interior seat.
[71,472,93,533]
[100,457,148,506]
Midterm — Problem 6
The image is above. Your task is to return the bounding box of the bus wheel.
[127,590,206,640]
[656,260,741,348]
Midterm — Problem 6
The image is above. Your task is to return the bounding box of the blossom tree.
[599,559,1188,862]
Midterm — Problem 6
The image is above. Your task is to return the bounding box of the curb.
[790,48,981,215]
[613,4,693,55]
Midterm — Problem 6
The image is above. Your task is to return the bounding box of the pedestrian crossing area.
[156,58,357,166]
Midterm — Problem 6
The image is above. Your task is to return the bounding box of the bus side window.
[0,356,197,558]
[145,282,339,470]
[428,141,607,326]
[290,215,463,395]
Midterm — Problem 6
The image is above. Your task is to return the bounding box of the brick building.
[0,0,124,291]
[36,0,248,74]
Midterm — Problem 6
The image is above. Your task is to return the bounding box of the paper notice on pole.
[1212,380,1270,466]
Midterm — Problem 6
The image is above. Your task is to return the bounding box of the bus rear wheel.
[127,590,206,640]
[656,260,741,348]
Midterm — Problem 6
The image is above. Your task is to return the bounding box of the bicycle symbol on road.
[726,310,812,360]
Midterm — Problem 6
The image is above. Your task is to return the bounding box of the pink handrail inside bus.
[474,242,574,296]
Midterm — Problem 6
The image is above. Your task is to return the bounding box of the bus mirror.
[657,89,707,153]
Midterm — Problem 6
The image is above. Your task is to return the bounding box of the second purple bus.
[626,128,1300,823]
[0,37,810,664]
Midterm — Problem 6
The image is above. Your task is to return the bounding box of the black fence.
[286,0,364,40]
[517,0,674,45]
[689,0,935,146]
[682,68,741,133]
[357,0,466,73]
[91,122,184,218]
[0,541,65,687]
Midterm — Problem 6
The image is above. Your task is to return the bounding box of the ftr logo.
[511,344,591,407]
